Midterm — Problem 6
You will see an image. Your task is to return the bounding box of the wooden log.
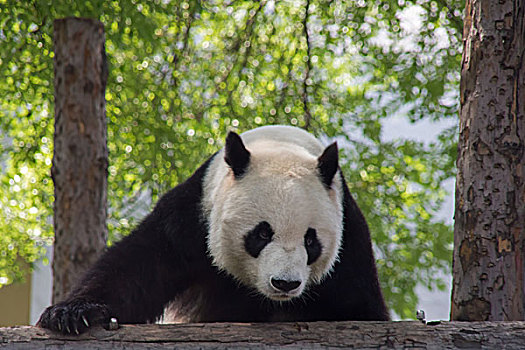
[1,321,525,349]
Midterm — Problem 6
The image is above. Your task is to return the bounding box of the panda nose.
[270,278,301,293]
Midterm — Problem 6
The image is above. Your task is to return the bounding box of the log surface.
[2,321,525,349]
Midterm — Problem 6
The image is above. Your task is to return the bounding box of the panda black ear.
[317,142,338,189]
[224,131,251,178]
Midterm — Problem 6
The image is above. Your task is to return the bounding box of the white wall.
[30,245,52,325]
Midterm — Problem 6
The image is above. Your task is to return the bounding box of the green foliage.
[0,0,463,318]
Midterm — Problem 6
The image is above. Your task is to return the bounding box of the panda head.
[204,129,344,301]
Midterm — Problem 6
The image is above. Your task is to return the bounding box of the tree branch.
[217,1,266,87]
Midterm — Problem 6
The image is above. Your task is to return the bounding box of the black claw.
[61,316,69,335]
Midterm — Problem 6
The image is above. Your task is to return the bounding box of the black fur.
[224,132,250,178]
[39,143,389,335]
[317,142,339,189]
[304,228,322,265]
[244,221,274,258]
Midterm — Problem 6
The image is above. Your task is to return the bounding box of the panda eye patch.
[305,228,322,265]
[244,221,274,258]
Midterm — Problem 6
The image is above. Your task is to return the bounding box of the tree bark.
[52,18,108,303]
[451,0,525,320]
[2,322,525,349]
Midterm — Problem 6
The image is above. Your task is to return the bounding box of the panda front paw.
[37,299,110,335]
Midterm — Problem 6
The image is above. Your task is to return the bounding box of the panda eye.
[305,237,313,246]
[259,230,271,240]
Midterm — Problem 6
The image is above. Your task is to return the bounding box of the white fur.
[202,125,343,301]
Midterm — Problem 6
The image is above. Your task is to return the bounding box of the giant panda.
[39,125,389,334]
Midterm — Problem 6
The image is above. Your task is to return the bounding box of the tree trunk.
[451,0,525,320]
[2,322,525,349]
[52,18,108,303]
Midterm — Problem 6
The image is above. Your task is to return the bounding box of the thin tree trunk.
[451,0,525,320]
[52,18,108,303]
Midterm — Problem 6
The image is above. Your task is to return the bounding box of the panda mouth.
[268,293,298,301]
[266,285,303,301]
